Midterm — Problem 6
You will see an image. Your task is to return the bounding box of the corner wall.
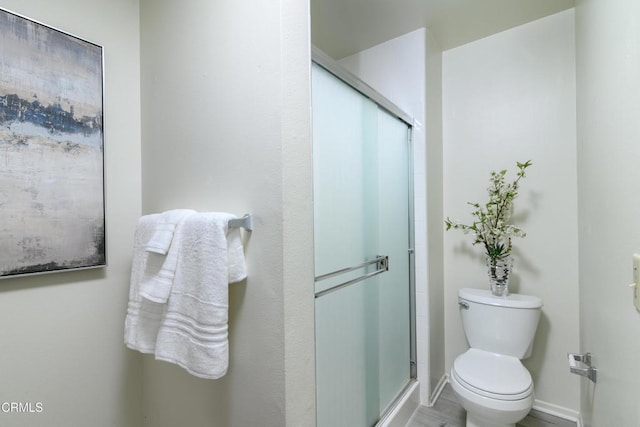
[575,0,640,425]
[140,1,314,426]
[443,9,580,414]
[424,29,445,400]
[0,1,142,426]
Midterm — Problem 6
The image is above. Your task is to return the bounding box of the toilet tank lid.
[459,288,543,309]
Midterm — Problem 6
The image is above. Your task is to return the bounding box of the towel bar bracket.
[228,214,252,232]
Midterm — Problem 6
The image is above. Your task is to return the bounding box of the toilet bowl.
[451,288,542,427]
[450,348,534,427]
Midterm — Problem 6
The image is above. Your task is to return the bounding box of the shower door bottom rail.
[314,255,388,299]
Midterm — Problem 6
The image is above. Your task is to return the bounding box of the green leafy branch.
[445,160,532,261]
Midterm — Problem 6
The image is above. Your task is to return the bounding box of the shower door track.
[311,46,414,127]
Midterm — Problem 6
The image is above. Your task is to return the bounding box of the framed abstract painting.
[0,8,105,278]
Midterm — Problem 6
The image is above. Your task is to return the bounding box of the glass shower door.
[312,63,412,427]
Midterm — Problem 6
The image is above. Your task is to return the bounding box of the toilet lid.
[453,349,533,400]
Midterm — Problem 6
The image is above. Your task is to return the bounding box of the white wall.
[575,0,640,425]
[140,1,314,426]
[443,9,580,414]
[339,27,444,405]
[0,1,142,426]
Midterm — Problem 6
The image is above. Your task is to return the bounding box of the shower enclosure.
[312,53,416,426]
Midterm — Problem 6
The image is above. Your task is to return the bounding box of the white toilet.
[450,288,543,427]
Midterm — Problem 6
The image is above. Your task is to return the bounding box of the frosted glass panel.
[376,109,411,408]
[312,64,379,295]
[315,280,380,427]
[312,63,412,426]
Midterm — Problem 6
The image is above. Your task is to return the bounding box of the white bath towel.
[124,214,167,354]
[139,210,196,304]
[154,212,247,379]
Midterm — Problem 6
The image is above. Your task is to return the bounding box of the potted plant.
[445,160,532,296]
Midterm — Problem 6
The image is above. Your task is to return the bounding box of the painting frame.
[0,8,106,279]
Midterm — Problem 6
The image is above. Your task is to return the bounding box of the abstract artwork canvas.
[0,9,105,278]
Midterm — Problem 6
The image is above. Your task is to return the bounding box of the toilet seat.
[452,349,533,401]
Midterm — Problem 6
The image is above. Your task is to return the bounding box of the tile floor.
[406,384,577,427]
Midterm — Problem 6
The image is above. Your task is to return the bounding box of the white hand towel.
[124,214,166,353]
[139,210,196,304]
[227,227,247,283]
[154,212,246,379]
[144,209,196,255]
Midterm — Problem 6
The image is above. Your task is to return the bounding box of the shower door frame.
[311,46,418,423]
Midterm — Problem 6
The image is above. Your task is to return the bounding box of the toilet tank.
[458,288,543,359]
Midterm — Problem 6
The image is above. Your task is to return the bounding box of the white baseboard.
[533,399,582,427]
[376,380,420,427]
[427,373,449,407]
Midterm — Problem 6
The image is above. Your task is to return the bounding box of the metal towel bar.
[314,256,389,299]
